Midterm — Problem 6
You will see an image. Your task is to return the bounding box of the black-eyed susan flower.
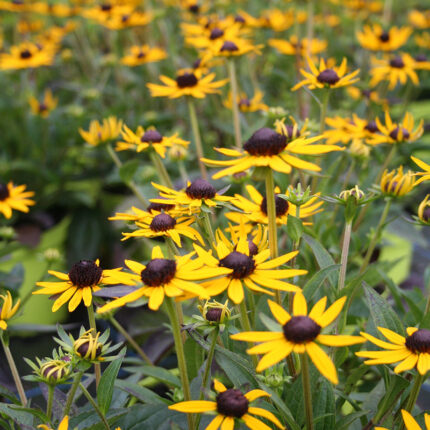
[369,53,420,90]
[119,210,204,247]
[376,410,430,430]
[97,246,220,312]
[0,182,35,219]
[258,8,305,32]
[0,41,56,70]
[203,37,262,60]
[347,86,386,105]
[94,10,152,30]
[409,10,430,29]
[269,35,327,58]
[223,89,269,112]
[357,24,411,51]
[412,156,430,186]
[231,294,364,382]
[202,121,342,179]
[33,260,132,312]
[115,125,189,158]
[169,378,284,430]
[120,45,167,67]
[225,184,322,228]
[415,32,430,50]
[38,415,69,430]
[415,194,430,225]
[0,291,20,330]
[356,326,430,375]
[29,89,58,117]
[194,235,306,304]
[292,56,360,91]
[109,201,185,222]
[147,70,228,99]
[79,116,123,146]
[380,166,415,197]
[369,111,423,145]
[150,179,233,214]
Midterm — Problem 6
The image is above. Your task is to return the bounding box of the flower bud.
[198,300,230,324]
[40,359,71,384]
[73,330,104,361]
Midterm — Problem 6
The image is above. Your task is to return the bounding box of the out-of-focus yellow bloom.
[380,166,415,197]
[347,86,386,105]
[409,10,430,29]
[357,24,411,51]
[0,291,20,330]
[223,89,268,112]
[79,117,123,146]
[415,32,430,49]
[258,8,306,32]
[29,89,58,117]
[417,195,430,225]
[120,45,166,66]
[269,35,327,58]
[0,41,56,70]
[0,182,35,219]
[411,156,430,186]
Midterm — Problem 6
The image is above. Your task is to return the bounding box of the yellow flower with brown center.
[79,116,123,146]
[96,246,218,312]
[269,35,327,58]
[357,24,412,51]
[415,32,430,49]
[0,182,35,219]
[380,166,415,197]
[411,156,430,186]
[368,111,423,145]
[147,70,228,99]
[194,235,306,304]
[292,56,360,91]
[347,86,386,105]
[29,89,58,117]
[0,291,20,330]
[33,259,132,312]
[202,121,342,179]
[94,10,152,30]
[203,37,262,60]
[169,379,284,430]
[369,53,420,90]
[0,41,56,70]
[150,179,233,214]
[225,185,322,228]
[258,8,305,32]
[357,326,430,375]
[115,125,189,158]
[120,45,166,67]
[231,294,364,382]
[376,410,430,430]
[223,89,268,112]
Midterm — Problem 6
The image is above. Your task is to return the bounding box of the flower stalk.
[79,382,111,430]
[227,59,242,150]
[399,373,425,430]
[87,305,101,387]
[150,151,173,188]
[300,354,314,430]
[63,369,85,417]
[46,384,54,421]
[338,221,352,293]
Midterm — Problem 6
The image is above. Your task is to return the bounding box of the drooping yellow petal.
[221,416,234,430]
[394,354,418,373]
[317,334,365,346]
[242,413,273,430]
[244,390,271,402]
[256,343,294,372]
[306,342,338,384]
[168,400,217,413]
[248,407,284,429]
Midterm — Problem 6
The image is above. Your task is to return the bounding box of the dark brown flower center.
[283,124,301,141]
[379,31,390,42]
[283,316,321,343]
[76,342,102,358]
[219,251,255,279]
[42,364,66,381]
[141,129,163,143]
[260,195,289,217]
[189,4,199,13]
[361,89,372,98]
[317,69,340,85]
[100,3,112,11]
[243,127,287,156]
[383,180,398,194]
[68,260,103,288]
[415,54,427,62]
[206,308,223,322]
[176,73,198,88]
[405,329,430,353]
[185,179,217,199]
[150,213,176,232]
[248,240,258,256]
[365,121,379,133]
[38,103,48,112]
[20,49,32,59]
[389,127,410,141]
[147,200,175,213]
[221,41,239,52]
[234,15,245,23]
[422,208,430,222]
[238,98,251,108]
[121,14,129,22]
[210,27,224,40]
[140,258,176,286]
[216,389,249,418]
[390,57,404,68]
[0,184,10,201]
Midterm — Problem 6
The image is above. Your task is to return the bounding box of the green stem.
[150,151,173,188]
[376,144,396,184]
[106,143,148,207]
[1,336,27,405]
[228,59,242,150]
[382,0,392,25]
[166,236,180,258]
[108,316,153,365]
[63,370,84,417]
[87,305,101,388]
[165,297,194,430]
[46,385,54,421]
[187,98,208,180]
[201,211,216,249]
[319,89,330,134]
[238,301,259,368]
[338,221,352,293]
[300,354,314,430]
[79,382,111,430]
[359,199,392,275]
[399,374,425,430]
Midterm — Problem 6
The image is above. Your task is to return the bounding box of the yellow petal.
[293,292,307,316]
[248,407,284,429]
[394,354,418,373]
[213,378,227,393]
[242,413,273,430]
[268,300,290,325]
[221,416,234,430]
[168,400,217,413]
[245,389,270,402]
[256,343,293,372]
[206,415,224,430]
[317,334,365,346]
[68,289,83,312]
[401,410,421,430]
[306,342,338,384]
[231,332,284,342]
[316,296,346,327]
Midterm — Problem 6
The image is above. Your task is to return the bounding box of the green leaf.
[97,348,125,414]
[0,403,34,428]
[364,284,404,335]
[336,411,369,430]
[302,265,340,300]
[183,336,204,381]
[114,380,168,405]
[314,378,335,430]
[119,159,139,183]
[376,374,409,420]
[287,216,304,243]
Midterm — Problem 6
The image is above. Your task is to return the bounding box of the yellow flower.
[203,37,262,60]
[38,415,69,430]
[169,378,284,430]
[0,41,56,70]
[380,166,415,197]
[347,86,386,105]
[115,125,189,158]
[0,291,20,330]
[194,234,306,304]
[415,32,430,49]
[97,10,152,30]
[33,259,133,312]
[259,8,305,32]
[29,89,58,117]
[292,56,360,91]
[409,10,430,29]
[231,294,364,382]
[120,45,166,66]
[0,182,35,219]
[417,195,430,225]
[369,111,423,145]
[411,156,430,186]
[97,246,219,312]
[223,89,268,112]
[269,35,327,57]
[79,116,123,146]
[357,326,430,375]
[147,70,228,99]
[357,24,412,51]
[369,53,420,90]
